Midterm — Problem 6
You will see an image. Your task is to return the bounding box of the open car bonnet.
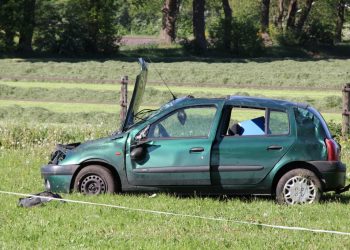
[121,58,148,132]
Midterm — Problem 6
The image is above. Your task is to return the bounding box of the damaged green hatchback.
[41,58,348,204]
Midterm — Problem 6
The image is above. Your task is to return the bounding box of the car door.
[125,105,220,186]
[211,106,295,185]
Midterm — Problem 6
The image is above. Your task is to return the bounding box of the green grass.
[0,80,341,98]
[0,100,119,113]
[0,102,341,124]
[0,57,349,247]
[0,147,350,248]
[0,58,349,88]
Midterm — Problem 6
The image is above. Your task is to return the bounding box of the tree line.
[0,0,349,56]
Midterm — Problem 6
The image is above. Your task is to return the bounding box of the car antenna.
[147,57,177,100]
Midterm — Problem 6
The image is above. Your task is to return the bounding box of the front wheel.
[74,165,116,195]
[276,168,322,205]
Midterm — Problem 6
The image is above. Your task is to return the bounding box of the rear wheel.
[74,165,116,195]
[276,168,322,205]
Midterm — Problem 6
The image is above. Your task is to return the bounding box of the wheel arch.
[271,161,325,195]
[70,159,122,192]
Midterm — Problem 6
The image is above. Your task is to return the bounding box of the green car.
[41,58,348,204]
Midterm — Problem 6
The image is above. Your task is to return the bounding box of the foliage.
[327,120,342,139]
[176,0,193,39]
[0,0,23,51]
[124,0,163,35]
[34,0,121,55]
[300,0,338,45]
[209,16,263,56]
[34,0,62,53]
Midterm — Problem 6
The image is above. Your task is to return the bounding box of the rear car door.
[125,105,221,186]
[211,106,295,185]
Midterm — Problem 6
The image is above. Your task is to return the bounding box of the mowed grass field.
[0,58,350,248]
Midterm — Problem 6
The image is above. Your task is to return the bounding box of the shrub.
[34,0,120,55]
[208,16,263,56]
[301,20,335,45]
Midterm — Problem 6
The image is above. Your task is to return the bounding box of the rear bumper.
[308,161,346,191]
[41,164,79,193]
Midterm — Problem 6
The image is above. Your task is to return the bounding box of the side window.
[226,107,266,136]
[269,110,289,135]
[148,106,217,138]
[225,107,289,136]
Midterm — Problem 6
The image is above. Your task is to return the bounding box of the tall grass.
[0,122,114,149]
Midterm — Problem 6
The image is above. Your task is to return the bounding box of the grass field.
[0,58,349,88]
[0,57,350,248]
[0,147,350,249]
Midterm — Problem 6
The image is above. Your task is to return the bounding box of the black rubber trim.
[308,161,346,173]
[212,165,264,172]
[133,166,209,173]
[41,164,79,176]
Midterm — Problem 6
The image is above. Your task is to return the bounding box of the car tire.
[276,168,322,205]
[74,165,116,195]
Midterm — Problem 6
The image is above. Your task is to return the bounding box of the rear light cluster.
[325,138,340,161]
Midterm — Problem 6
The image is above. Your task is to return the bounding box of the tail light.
[325,138,340,161]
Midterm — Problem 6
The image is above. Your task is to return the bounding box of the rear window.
[294,107,330,138]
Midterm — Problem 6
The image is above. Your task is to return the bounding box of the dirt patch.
[121,36,161,46]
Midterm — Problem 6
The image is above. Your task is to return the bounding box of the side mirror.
[177,110,187,125]
[130,146,146,161]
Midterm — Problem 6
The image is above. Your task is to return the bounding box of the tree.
[161,0,180,43]
[335,0,346,42]
[286,0,298,30]
[295,0,314,33]
[276,0,285,29]
[222,0,233,49]
[261,0,270,32]
[192,0,206,51]
[18,0,36,53]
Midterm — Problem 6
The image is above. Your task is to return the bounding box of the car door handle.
[189,147,204,153]
[267,145,283,150]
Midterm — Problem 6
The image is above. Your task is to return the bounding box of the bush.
[208,17,263,56]
[34,0,120,55]
[301,20,335,45]
[327,120,342,139]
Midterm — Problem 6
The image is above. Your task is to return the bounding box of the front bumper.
[308,161,346,191]
[41,164,79,193]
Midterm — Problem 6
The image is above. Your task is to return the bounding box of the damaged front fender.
[49,142,81,164]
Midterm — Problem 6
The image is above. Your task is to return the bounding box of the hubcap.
[283,176,317,204]
[80,175,106,195]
